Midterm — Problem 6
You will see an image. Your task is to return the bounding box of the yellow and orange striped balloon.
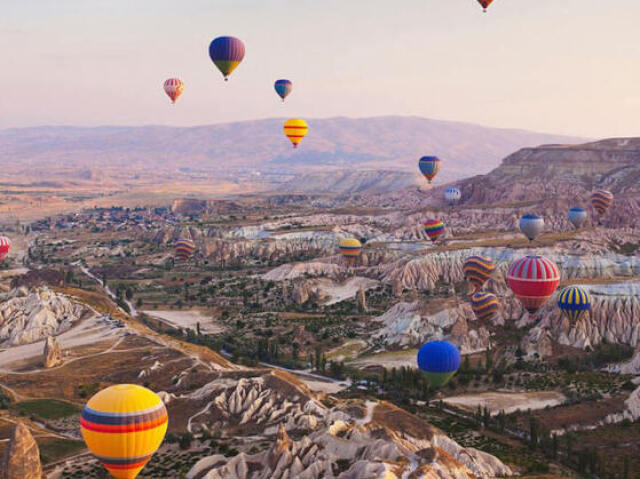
[81,384,168,479]
[284,118,308,148]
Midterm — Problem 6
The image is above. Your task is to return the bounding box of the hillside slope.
[0,116,583,181]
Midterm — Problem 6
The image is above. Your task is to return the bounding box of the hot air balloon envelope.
[591,190,613,216]
[0,236,11,262]
[444,187,461,205]
[418,156,441,184]
[339,238,362,266]
[208,36,245,80]
[477,0,495,11]
[175,239,196,261]
[284,118,308,148]
[568,207,588,229]
[463,256,496,292]
[519,214,544,241]
[81,384,168,479]
[417,340,461,388]
[424,220,444,242]
[471,292,500,321]
[558,286,591,322]
[163,78,184,103]
[274,79,293,101]
[507,255,560,315]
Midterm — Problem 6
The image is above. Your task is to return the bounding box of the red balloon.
[477,0,495,11]
[0,236,11,262]
[507,255,560,315]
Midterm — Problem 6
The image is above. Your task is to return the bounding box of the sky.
[1,0,640,138]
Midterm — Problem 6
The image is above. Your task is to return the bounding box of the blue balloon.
[274,79,293,101]
[417,340,461,373]
[568,207,588,229]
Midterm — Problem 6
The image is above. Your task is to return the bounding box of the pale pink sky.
[2,0,640,138]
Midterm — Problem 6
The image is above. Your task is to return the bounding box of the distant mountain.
[0,117,583,181]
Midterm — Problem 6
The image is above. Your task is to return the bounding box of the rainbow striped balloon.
[339,238,362,265]
[557,286,591,322]
[470,292,500,321]
[424,220,444,242]
[81,385,168,479]
[175,238,196,261]
[591,190,613,216]
[463,256,496,291]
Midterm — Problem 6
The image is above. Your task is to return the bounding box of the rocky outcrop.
[43,335,62,368]
[172,198,206,216]
[356,286,367,312]
[372,301,491,354]
[0,287,90,346]
[1,422,43,479]
[188,396,512,479]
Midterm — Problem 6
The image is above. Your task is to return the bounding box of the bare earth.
[443,391,567,415]
[142,310,224,334]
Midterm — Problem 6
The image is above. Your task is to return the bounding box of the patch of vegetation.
[39,438,86,465]
[11,399,80,420]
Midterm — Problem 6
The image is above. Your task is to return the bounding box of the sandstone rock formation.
[1,422,43,479]
[0,287,90,346]
[43,335,63,368]
[356,285,367,312]
[372,301,491,354]
[185,381,512,479]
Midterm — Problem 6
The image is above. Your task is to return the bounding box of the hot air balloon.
[208,36,245,81]
[163,78,184,104]
[0,236,11,262]
[339,238,362,266]
[81,384,168,479]
[470,292,500,321]
[568,207,588,229]
[274,79,292,101]
[463,256,496,292]
[558,286,591,322]
[519,214,544,241]
[284,118,308,148]
[175,238,196,261]
[444,187,461,206]
[418,156,441,184]
[417,340,461,388]
[507,255,560,315]
[591,190,613,216]
[424,220,444,242]
[477,0,495,12]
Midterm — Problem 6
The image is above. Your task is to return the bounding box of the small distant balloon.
[558,285,591,322]
[444,187,461,206]
[175,238,196,261]
[568,207,588,229]
[338,238,362,266]
[418,156,441,184]
[163,78,184,104]
[284,119,308,148]
[424,220,444,242]
[208,36,245,81]
[470,292,500,321]
[477,0,495,12]
[417,340,461,388]
[591,190,613,216]
[274,79,293,101]
[519,214,544,241]
[0,236,11,262]
[463,256,496,292]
